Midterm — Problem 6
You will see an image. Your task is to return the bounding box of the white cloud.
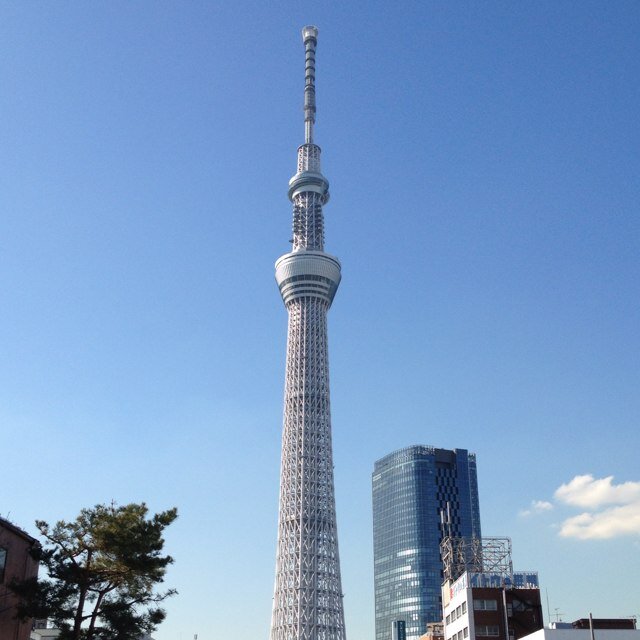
[519,500,553,517]
[558,502,640,540]
[553,474,640,540]
[554,474,640,509]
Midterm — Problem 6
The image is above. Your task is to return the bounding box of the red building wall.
[0,519,39,640]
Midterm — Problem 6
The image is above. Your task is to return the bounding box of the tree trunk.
[72,585,87,639]
[72,550,92,639]
[87,589,107,639]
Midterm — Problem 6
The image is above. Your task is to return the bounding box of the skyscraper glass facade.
[372,446,482,640]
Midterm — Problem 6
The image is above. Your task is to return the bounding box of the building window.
[474,599,498,611]
[476,626,500,637]
[464,628,469,638]
[462,602,467,614]
[0,547,7,583]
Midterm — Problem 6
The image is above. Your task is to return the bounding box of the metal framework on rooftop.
[441,536,514,585]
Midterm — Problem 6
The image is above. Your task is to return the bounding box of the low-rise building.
[0,517,40,640]
[30,630,60,640]
[443,571,543,640]
[420,621,445,640]
[441,537,543,640]
[521,622,640,640]
[30,630,155,640]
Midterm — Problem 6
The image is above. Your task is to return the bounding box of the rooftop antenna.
[546,589,551,627]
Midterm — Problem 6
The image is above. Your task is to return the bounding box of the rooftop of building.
[373,445,475,471]
[548,621,637,631]
[572,620,636,631]
[0,516,38,544]
[521,627,640,640]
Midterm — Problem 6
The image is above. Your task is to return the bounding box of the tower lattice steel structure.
[270,26,346,640]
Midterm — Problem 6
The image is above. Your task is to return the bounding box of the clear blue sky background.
[2,2,639,638]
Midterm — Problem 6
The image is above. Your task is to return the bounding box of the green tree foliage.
[11,502,177,640]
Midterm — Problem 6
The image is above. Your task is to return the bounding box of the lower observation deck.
[275,250,341,306]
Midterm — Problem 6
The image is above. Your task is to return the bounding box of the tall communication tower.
[270,26,347,640]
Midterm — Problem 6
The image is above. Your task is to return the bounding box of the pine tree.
[11,502,177,640]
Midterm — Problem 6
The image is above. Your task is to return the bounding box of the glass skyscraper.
[372,446,482,640]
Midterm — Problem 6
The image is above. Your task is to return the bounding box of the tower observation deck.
[270,26,347,640]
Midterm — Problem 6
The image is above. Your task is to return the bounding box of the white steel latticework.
[441,536,514,584]
[271,26,347,640]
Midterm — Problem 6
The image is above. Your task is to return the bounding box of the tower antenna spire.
[302,26,318,144]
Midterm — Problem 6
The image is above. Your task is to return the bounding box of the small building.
[30,628,153,640]
[441,537,543,640]
[0,517,39,640]
[420,621,445,640]
[30,630,60,640]
[520,624,640,640]
[30,630,155,640]
[443,570,543,640]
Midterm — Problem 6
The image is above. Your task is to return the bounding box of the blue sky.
[2,1,639,638]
